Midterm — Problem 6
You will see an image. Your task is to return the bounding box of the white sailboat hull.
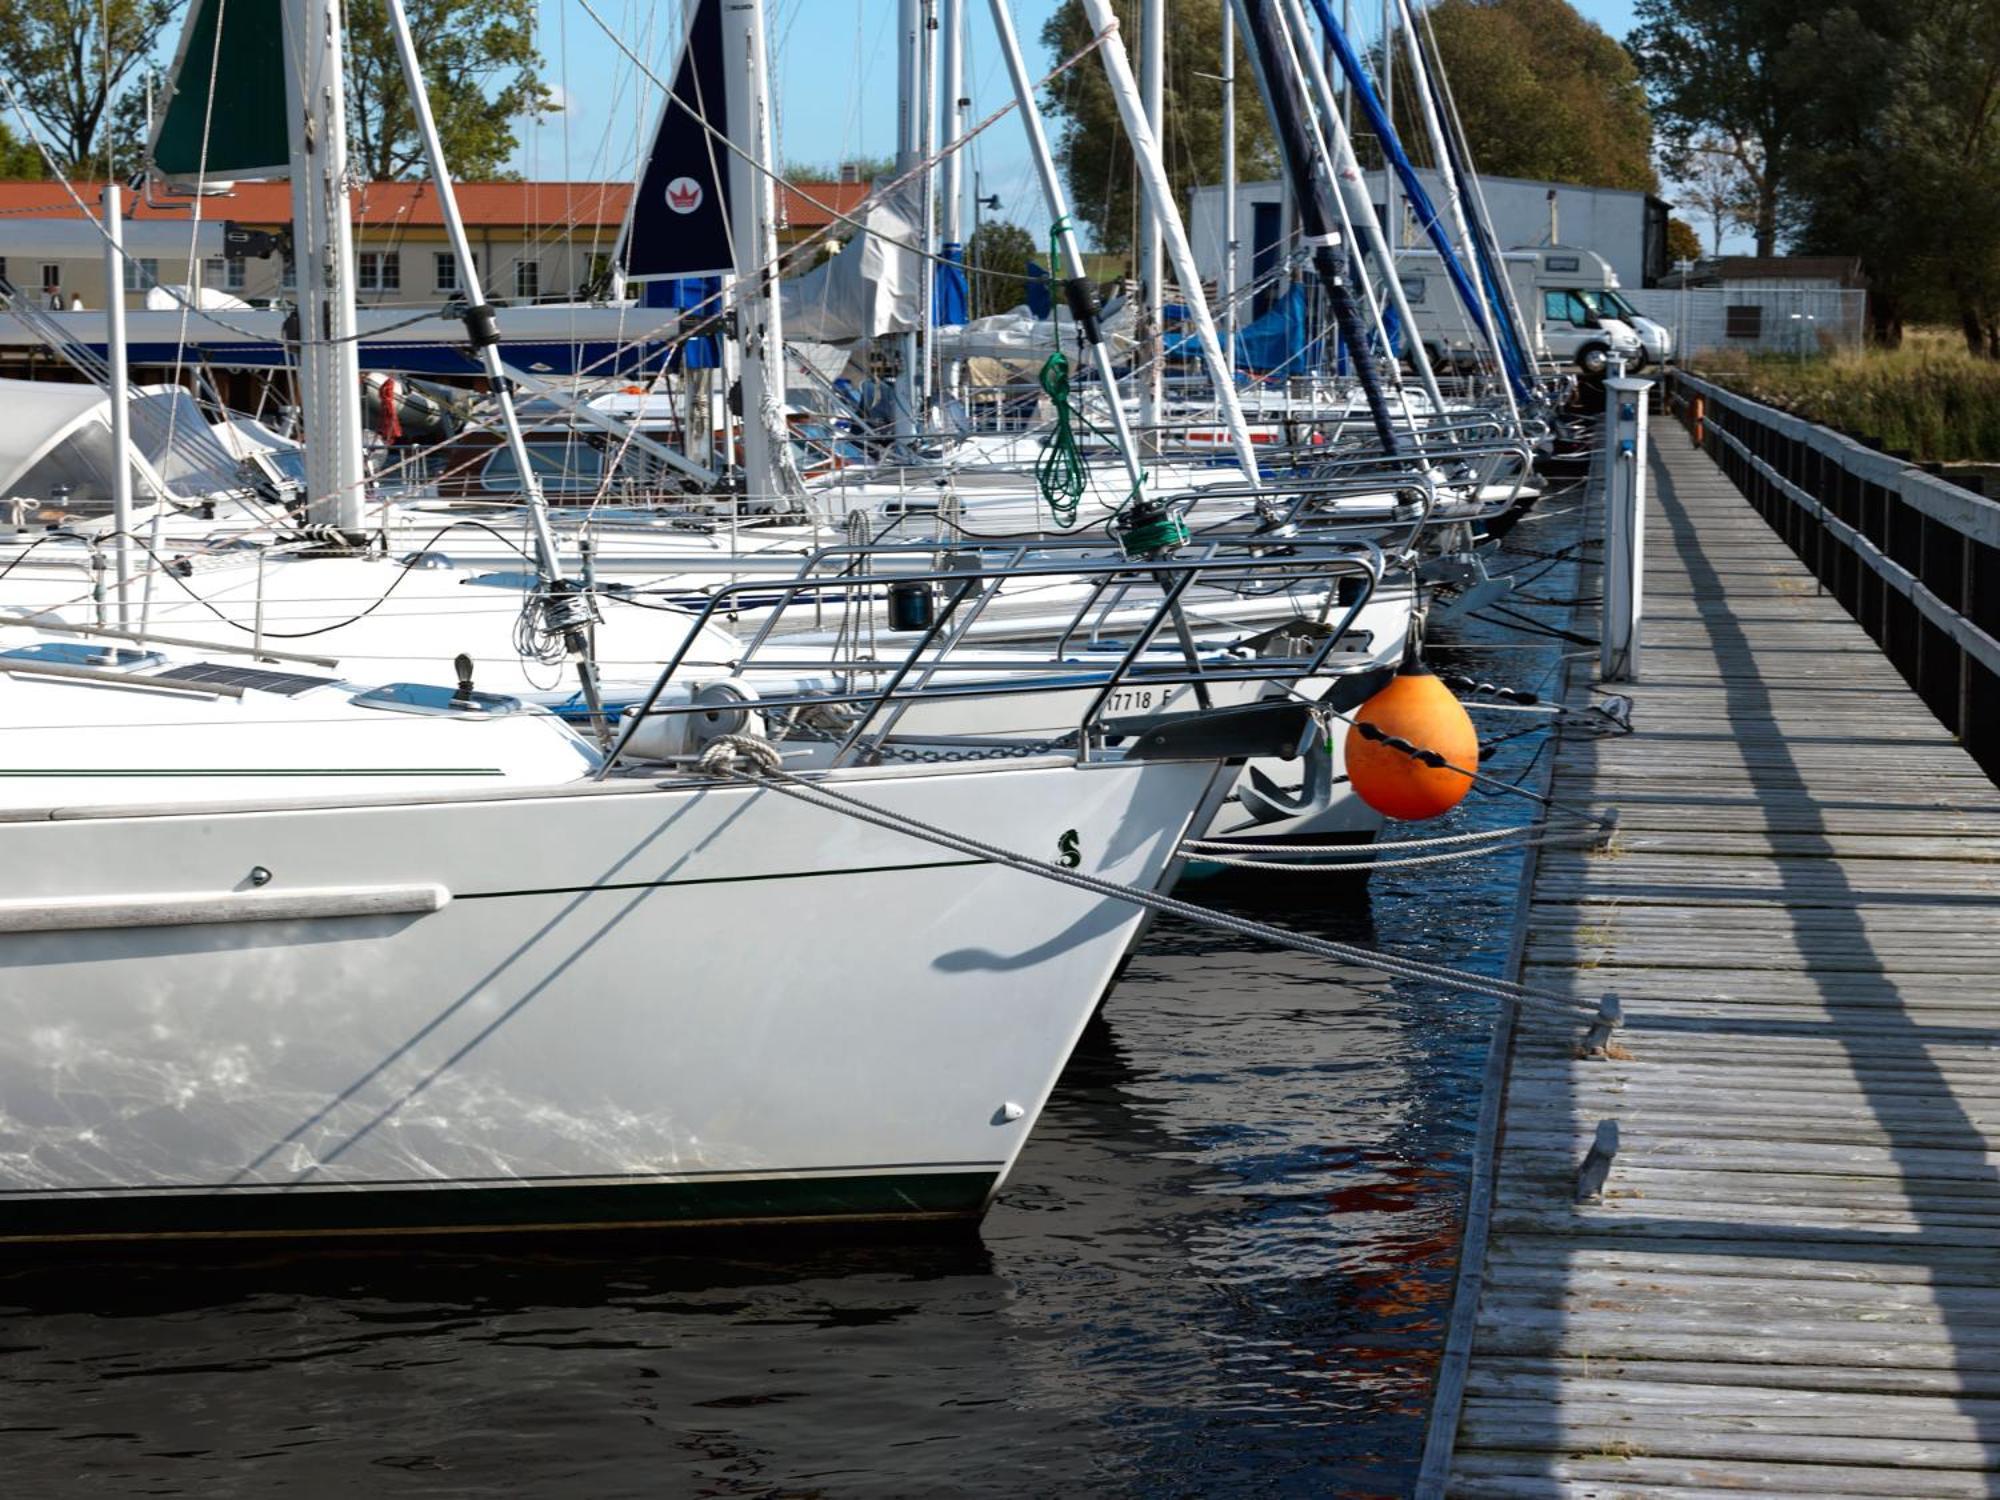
[0,756,1224,1240]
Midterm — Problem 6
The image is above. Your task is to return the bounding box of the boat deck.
[1425,418,2000,1496]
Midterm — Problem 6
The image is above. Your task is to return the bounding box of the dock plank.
[1425,417,2000,1496]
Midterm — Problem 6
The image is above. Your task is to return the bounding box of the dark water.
[0,503,1586,1498]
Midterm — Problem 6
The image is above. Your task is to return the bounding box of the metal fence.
[1625,287,1867,360]
[1666,368,2000,778]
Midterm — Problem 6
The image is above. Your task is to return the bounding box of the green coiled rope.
[1034,218,1087,529]
[1035,347,1086,529]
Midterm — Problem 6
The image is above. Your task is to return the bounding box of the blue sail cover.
[934,243,969,326]
[1165,283,1319,375]
[622,0,734,281]
[1024,261,1052,319]
[642,274,724,368]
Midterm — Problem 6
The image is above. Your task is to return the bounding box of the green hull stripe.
[462,856,989,900]
[0,1170,998,1243]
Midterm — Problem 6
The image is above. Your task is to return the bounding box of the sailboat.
[0,0,1352,1243]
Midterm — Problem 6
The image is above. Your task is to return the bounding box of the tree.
[1625,0,1835,255]
[1666,217,1701,264]
[0,119,47,179]
[1672,135,1759,254]
[967,219,1036,319]
[1039,0,1277,253]
[1780,1,1964,346]
[345,0,553,181]
[0,0,178,174]
[1417,0,1657,193]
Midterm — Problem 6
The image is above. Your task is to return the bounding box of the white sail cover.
[778,186,922,344]
[931,301,1139,361]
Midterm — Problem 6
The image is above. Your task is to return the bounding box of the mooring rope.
[692,740,1609,1021]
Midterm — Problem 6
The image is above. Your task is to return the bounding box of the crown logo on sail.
[665,176,704,214]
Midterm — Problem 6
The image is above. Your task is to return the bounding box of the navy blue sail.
[620,0,734,281]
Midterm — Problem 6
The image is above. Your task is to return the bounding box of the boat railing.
[596,542,1385,778]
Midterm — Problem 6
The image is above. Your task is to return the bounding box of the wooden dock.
[1422,417,2000,1497]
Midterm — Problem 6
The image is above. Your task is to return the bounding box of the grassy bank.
[1693,329,2000,464]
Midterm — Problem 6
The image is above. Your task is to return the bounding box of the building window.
[1725,304,1763,340]
[434,251,458,292]
[122,257,159,292]
[514,258,540,302]
[40,262,61,293]
[281,257,296,291]
[357,251,401,293]
[202,256,248,291]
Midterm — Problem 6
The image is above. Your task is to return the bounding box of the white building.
[1187,172,1672,297]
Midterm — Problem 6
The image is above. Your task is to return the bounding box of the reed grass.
[1694,329,2000,463]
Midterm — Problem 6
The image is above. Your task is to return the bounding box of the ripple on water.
[0,513,1585,1497]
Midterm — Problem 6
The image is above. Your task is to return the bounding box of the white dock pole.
[1601,371,1652,681]
[102,182,134,628]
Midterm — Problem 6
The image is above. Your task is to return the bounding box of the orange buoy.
[1344,657,1478,821]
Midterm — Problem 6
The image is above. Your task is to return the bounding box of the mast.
[1220,0,1237,380]
[1280,0,1445,415]
[102,182,134,626]
[1136,0,1164,457]
[1379,0,1396,253]
[1391,0,1516,426]
[893,0,923,445]
[1232,0,1402,454]
[938,0,965,403]
[724,0,785,506]
[917,0,939,426]
[1077,0,1261,479]
[985,0,1145,494]
[284,0,366,532]
[381,0,606,727]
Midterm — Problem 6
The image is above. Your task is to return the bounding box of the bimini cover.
[780,184,922,344]
[0,379,243,508]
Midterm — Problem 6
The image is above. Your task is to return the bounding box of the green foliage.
[1782,1,2000,350]
[1039,0,1277,253]
[967,219,1036,319]
[0,0,178,173]
[345,0,554,180]
[1415,0,1656,192]
[1698,329,2000,462]
[0,119,47,179]
[782,156,896,183]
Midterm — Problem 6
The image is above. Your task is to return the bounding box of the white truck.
[1395,244,1673,377]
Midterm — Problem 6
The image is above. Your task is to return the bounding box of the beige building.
[0,177,871,312]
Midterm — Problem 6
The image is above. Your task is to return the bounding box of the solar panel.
[154,662,340,697]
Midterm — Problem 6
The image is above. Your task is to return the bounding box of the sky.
[511,0,1648,244]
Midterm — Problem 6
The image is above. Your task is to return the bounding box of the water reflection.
[0,526,1579,1498]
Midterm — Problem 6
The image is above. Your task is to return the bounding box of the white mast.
[1220,0,1238,380]
[101,182,134,626]
[381,0,606,725]
[282,0,366,532]
[893,0,923,446]
[724,0,785,505]
[1379,0,1396,252]
[1136,0,1164,457]
[1077,0,1260,480]
[918,0,939,427]
[1280,0,1446,415]
[985,0,1145,493]
[938,0,965,403]
[1392,0,1516,425]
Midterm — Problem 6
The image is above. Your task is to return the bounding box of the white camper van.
[1396,244,1673,376]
